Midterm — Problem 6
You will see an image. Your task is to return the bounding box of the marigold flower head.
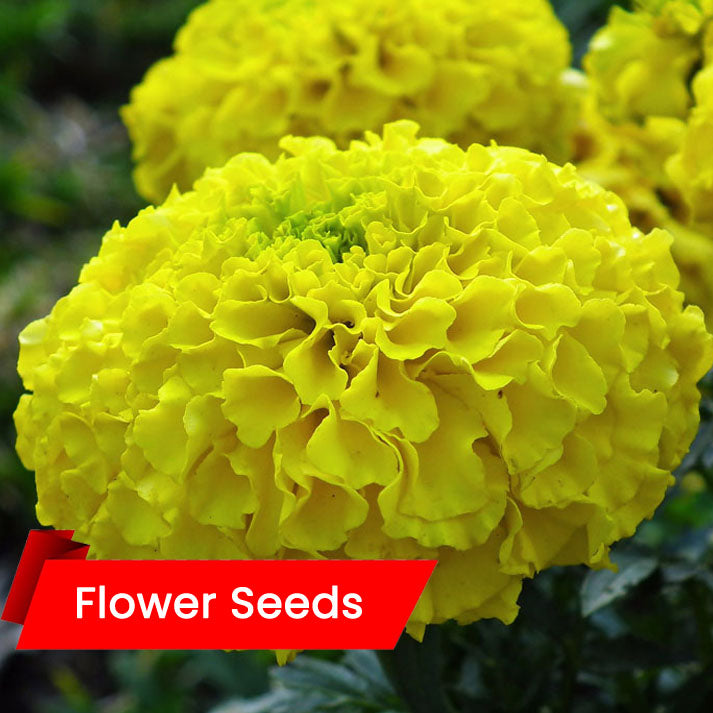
[122,0,582,204]
[667,71,713,222]
[15,122,712,636]
[580,0,713,323]
[584,0,710,124]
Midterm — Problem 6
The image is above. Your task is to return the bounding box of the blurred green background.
[2,1,713,712]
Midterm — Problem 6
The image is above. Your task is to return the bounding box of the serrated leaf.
[274,656,371,698]
[662,562,713,591]
[212,650,402,713]
[212,689,357,713]
[661,562,699,584]
[209,690,292,713]
[342,650,394,697]
[581,553,658,616]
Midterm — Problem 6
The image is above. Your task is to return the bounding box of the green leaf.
[274,656,374,699]
[581,553,658,616]
[342,650,394,699]
[661,562,713,589]
[210,652,401,713]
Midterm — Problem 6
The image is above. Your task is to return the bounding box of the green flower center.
[273,207,367,261]
[239,184,369,262]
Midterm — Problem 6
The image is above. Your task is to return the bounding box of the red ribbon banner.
[1,531,436,650]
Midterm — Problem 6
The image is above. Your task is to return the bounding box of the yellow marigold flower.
[585,1,708,123]
[122,0,582,204]
[667,67,713,222]
[580,0,713,323]
[14,122,712,637]
[574,99,713,322]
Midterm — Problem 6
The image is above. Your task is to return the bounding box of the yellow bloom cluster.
[122,0,581,204]
[14,123,712,635]
[667,61,713,222]
[585,0,708,124]
[579,0,713,322]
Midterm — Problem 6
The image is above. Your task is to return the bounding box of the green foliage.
[210,652,401,713]
[581,552,658,616]
[0,0,201,236]
[32,651,270,713]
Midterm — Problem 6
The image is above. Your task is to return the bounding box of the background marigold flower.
[579,0,713,324]
[121,0,582,205]
[14,122,712,637]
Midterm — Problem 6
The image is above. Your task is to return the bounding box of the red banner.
[1,531,436,650]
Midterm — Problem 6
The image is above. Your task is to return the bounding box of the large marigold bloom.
[122,0,581,204]
[580,0,713,323]
[14,123,712,637]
